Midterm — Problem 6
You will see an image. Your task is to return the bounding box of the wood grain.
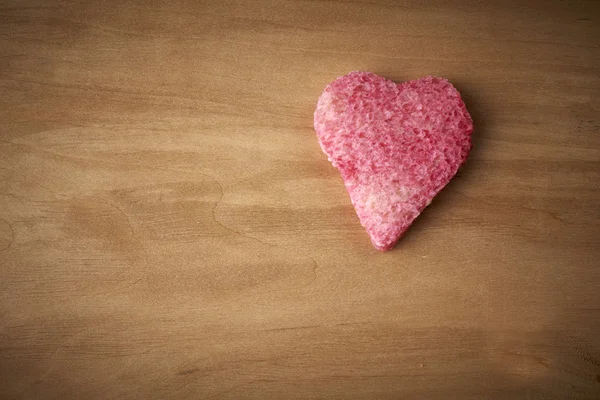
[1,0,599,398]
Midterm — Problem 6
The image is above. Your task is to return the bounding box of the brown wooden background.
[1,0,599,398]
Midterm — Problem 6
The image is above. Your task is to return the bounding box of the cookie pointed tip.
[371,239,397,252]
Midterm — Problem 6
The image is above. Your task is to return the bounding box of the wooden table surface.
[1,1,599,399]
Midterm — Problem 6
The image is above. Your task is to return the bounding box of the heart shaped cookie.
[314,72,473,251]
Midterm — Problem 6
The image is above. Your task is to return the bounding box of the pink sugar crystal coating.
[314,71,473,251]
